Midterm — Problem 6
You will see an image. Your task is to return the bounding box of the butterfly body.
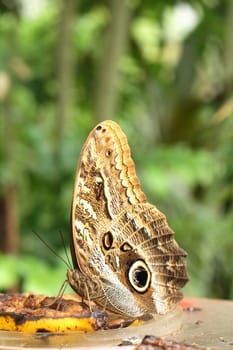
[68,120,188,318]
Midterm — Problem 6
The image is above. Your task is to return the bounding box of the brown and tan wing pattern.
[68,120,188,318]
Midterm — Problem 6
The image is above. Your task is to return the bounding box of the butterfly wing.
[69,120,188,317]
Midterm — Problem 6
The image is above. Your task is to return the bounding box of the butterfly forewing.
[68,120,188,318]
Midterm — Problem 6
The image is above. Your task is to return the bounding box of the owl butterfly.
[67,120,188,318]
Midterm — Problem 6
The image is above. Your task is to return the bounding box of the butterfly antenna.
[59,230,72,269]
[33,230,70,269]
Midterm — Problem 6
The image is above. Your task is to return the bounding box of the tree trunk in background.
[0,188,19,254]
[0,103,20,254]
[55,0,76,162]
[94,0,130,122]
[164,37,200,145]
[225,0,233,94]
[5,185,19,253]
[0,11,20,254]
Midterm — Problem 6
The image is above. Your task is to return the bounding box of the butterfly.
[67,120,188,318]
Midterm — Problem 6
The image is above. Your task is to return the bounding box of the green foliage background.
[0,0,233,299]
